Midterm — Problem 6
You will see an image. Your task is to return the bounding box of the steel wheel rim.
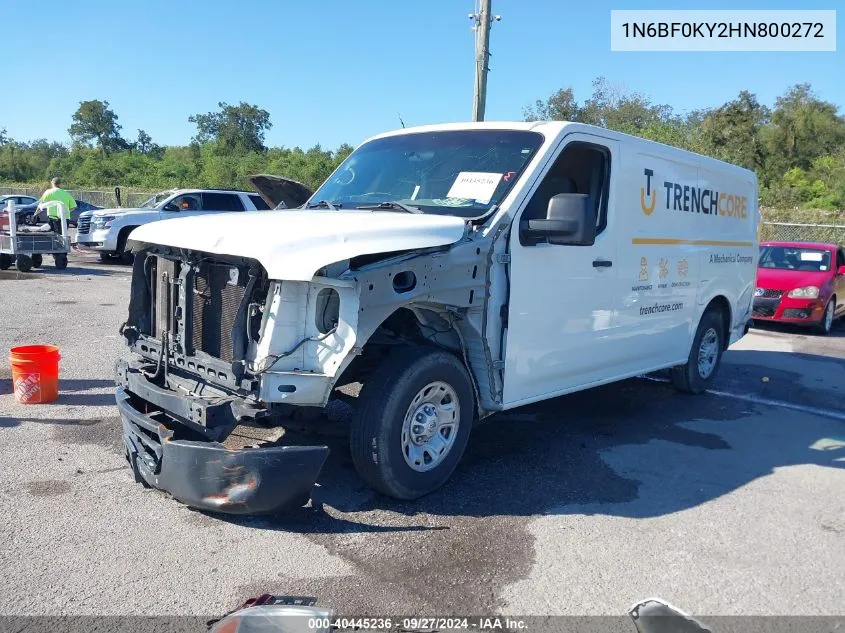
[401,381,461,472]
[697,327,719,379]
[824,302,834,332]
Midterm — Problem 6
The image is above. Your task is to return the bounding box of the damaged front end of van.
[114,205,493,514]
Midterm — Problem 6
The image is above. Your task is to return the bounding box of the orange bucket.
[9,345,61,404]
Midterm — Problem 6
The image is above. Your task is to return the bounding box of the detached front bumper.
[116,385,329,515]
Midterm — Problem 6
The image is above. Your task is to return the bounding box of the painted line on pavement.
[641,375,845,422]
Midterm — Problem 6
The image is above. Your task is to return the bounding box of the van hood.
[756,267,830,291]
[127,209,468,280]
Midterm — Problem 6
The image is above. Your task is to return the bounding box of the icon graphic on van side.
[641,168,656,215]
[659,257,669,280]
[677,258,689,277]
[639,257,649,281]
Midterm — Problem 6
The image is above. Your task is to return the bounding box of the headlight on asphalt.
[787,286,820,299]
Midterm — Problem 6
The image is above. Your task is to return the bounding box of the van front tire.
[671,309,724,395]
[350,346,474,501]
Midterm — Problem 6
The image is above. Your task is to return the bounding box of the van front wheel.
[350,346,474,500]
[671,309,724,394]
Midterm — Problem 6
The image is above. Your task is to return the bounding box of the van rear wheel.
[350,346,474,500]
[671,309,724,394]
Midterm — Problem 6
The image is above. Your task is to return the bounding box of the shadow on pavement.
[48,265,128,277]
[717,349,845,410]
[5,348,840,537]
[0,378,117,428]
[751,317,845,339]
[0,266,129,279]
[214,351,844,533]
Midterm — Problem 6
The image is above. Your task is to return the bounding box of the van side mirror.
[520,193,596,246]
[837,265,845,276]
[163,203,179,212]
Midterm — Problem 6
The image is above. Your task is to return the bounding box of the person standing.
[39,177,76,233]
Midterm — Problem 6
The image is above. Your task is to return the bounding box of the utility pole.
[469,0,500,122]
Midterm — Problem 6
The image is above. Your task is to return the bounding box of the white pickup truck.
[114,121,758,515]
[74,188,273,262]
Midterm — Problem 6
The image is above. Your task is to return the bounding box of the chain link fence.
[760,222,845,245]
[0,186,155,209]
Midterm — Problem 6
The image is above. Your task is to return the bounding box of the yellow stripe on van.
[632,238,754,247]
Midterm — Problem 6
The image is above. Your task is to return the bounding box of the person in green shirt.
[39,177,77,233]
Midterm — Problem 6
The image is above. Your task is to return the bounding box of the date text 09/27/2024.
[306,616,529,631]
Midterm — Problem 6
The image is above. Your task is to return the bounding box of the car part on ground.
[628,598,712,633]
[205,595,713,633]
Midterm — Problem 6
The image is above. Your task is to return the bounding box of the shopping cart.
[0,200,71,272]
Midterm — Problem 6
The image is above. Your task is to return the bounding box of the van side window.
[521,142,611,238]
[837,248,845,270]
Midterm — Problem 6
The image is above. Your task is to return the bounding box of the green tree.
[522,77,674,135]
[523,87,579,122]
[698,91,770,172]
[133,129,164,159]
[763,84,845,176]
[579,77,672,133]
[68,100,126,155]
[189,102,272,154]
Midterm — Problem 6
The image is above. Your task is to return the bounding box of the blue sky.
[1,0,841,150]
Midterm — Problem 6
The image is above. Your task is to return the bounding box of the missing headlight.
[315,288,340,334]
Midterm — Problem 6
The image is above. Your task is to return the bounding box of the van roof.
[363,120,756,180]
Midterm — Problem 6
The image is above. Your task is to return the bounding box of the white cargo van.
[115,121,759,514]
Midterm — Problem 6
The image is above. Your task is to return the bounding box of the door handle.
[592,259,613,268]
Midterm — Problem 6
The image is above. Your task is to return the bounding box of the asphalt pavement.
[1,249,843,621]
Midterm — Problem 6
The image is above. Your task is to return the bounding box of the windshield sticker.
[820,265,828,271]
[447,172,502,205]
[800,252,823,261]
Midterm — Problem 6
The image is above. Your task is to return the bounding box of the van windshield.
[307,130,544,219]
[758,245,832,272]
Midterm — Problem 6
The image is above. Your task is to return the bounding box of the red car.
[753,241,845,334]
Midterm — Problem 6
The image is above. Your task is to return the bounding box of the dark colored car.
[17,199,103,228]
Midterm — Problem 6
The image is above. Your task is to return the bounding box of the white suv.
[74,188,271,262]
